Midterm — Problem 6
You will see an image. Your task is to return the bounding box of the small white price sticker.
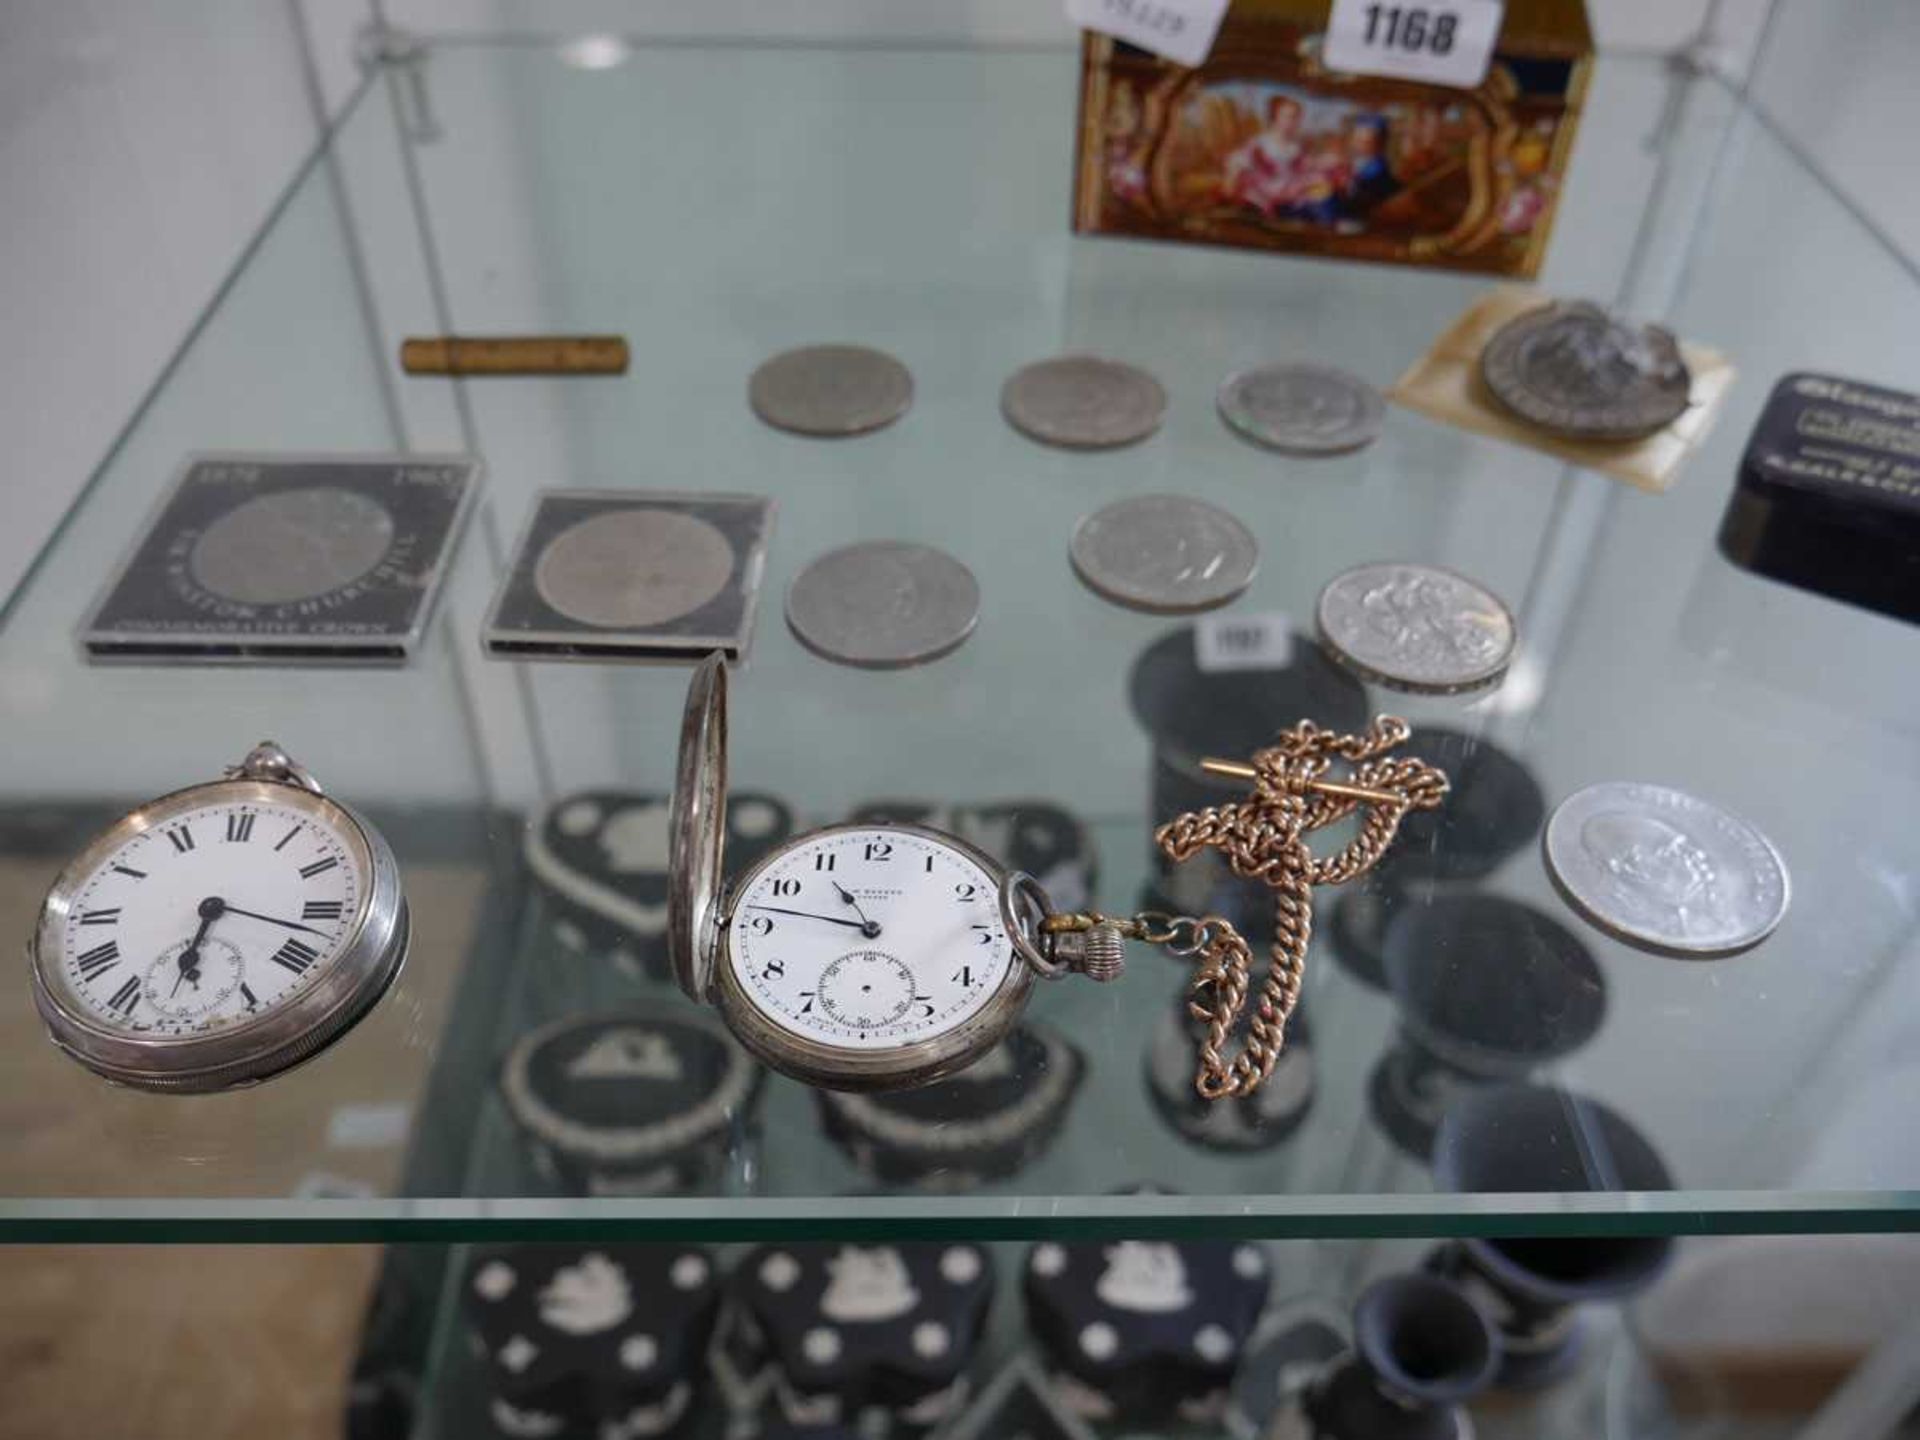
[326,1102,412,1149]
[1064,0,1232,68]
[1195,612,1294,673]
[1323,0,1505,88]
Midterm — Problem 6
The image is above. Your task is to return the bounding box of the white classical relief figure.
[820,1247,920,1322]
[566,1028,683,1082]
[539,1252,634,1334]
[1095,1241,1194,1314]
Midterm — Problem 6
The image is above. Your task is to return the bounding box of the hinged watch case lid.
[669,651,730,1001]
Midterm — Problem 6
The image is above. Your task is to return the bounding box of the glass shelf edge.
[4,1191,1918,1244]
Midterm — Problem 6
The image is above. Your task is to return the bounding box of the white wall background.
[0,0,363,609]
[1744,0,1920,267]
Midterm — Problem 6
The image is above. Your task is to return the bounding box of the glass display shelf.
[1,36,1917,1243]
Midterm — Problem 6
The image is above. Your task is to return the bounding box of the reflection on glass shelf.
[0,37,1916,1241]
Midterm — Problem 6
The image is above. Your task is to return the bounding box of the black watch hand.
[746,904,870,930]
[176,895,225,991]
[829,882,882,938]
[219,903,330,936]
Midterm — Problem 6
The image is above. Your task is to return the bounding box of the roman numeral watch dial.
[667,656,1124,1093]
[27,742,409,1092]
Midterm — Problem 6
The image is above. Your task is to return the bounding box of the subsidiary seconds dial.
[725,828,1016,1050]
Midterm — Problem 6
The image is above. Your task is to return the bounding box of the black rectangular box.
[1720,372,1920,625]
[82,451,480,664]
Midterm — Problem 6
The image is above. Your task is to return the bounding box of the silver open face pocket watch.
[27,742,409,1092]
[668,654,1450,1096]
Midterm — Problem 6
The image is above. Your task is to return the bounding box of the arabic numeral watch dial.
[731,828,1012,1051]
[27,742,409,1092]
[668,654,1130,1093]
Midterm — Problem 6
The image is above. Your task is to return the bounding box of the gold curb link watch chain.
[1006,717,1449,1099]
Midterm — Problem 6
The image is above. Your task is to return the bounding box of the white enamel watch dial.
[28,743,408,1091]
[725,827,1016,1050]
[713,822,1032,1091]
[671,654,1042,1092]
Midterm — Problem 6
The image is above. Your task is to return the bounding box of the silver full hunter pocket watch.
[669,654,1450,1096]
[668,655,1092,1092]
[28,742,409,1091]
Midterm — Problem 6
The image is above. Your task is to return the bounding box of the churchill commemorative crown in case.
[82,452,478,665]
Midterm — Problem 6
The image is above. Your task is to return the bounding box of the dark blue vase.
[1373,729,1546,886]
[1430,1083,1675,1388]
[1368,895,1606,1159]
[1298,1273,1498,1440]
[1329,729,1544,991]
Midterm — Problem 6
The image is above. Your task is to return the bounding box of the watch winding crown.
[1048,921,1127,983]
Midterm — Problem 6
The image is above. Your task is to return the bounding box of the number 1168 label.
[1323,0,1505,89]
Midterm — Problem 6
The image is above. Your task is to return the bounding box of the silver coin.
[189,487,396,605]
[535,508,736,629]
[1315,561,1515,693]
[1544,782,1789,958]
[749,344,913,437]
[1070,495,1259,615]
[1480,301,1692,441]
[785,541,979,669]
[1001,356,1167,449]
[1217,363,1384,455]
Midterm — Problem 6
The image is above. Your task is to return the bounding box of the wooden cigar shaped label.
[400,335,630,375]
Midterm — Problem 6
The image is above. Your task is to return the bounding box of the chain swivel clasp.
[998,873,1126,983]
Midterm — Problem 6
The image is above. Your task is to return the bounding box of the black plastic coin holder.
[484,489,773,661]
[82,451,479,664]
[498,1008,764,1197]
